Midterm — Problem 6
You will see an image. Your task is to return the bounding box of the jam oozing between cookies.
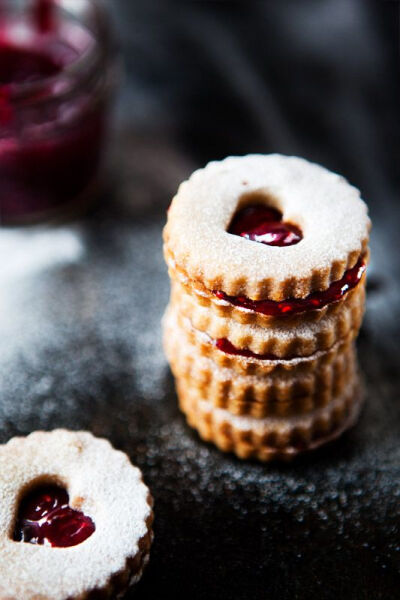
[14,485,95,547]
[216,338,280,360]
[228,205,302,247]
[214,258,366,317]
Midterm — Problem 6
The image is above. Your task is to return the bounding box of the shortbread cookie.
[164,154,370,301]
[167,257,367,327]
[164,303,355,377]
[178,377,363,461]
[0,430,153,600]
[171,278,365,358]
[166,244,368,332]
[164,316,356,416]
[170,347,357,417]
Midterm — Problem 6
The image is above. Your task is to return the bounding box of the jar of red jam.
[0,0,116,225]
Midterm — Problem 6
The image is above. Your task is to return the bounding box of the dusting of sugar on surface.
[0,152,398,599]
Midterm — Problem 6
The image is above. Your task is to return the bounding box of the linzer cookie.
[163,154,370,461]
[164,303,356,381]
[178,377,363,462]
[164,306,357,417]
[170,280,365,359]
[0,430,153,600]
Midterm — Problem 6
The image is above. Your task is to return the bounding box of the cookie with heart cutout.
[0,429,153,600]
[164,154,370,303]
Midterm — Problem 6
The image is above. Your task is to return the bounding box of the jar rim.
[0,0,112,106]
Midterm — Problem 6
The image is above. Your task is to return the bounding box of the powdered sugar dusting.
[0,146,397,597]
[0,227,83,364]
[164,154,370,299]
[0,215,169,405]
[0,430,152,599]
[0,227,83,284]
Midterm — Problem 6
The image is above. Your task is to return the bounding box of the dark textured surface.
[1,1,400,599]
[1,153,399,599]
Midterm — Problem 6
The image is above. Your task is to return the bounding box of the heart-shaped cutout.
[228,205,302,247]
[14,485,95,547]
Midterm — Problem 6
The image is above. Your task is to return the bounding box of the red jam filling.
[14,485,95,547]
[216,338,280,360]
[214,258,366,317]
[228,204,302,247]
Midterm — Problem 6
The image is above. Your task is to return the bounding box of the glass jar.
[0,0,116,225]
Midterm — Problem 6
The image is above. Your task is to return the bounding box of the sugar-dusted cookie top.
[0,429,153,600]
[164,154,370,301]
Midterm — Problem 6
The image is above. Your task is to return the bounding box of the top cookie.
[164,154,370,301]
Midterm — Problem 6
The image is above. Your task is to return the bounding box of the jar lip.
[0,0,112,106]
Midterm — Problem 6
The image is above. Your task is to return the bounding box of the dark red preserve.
[0,0,114,224]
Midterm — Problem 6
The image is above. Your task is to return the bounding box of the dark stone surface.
[1,140,399,599]
[1,1,399,599]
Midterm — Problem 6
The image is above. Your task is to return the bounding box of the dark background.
[1,1,400,599]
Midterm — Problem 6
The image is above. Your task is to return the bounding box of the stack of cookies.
[163,154,370,461]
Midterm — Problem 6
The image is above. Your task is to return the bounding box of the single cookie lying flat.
[0,429,153,600]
